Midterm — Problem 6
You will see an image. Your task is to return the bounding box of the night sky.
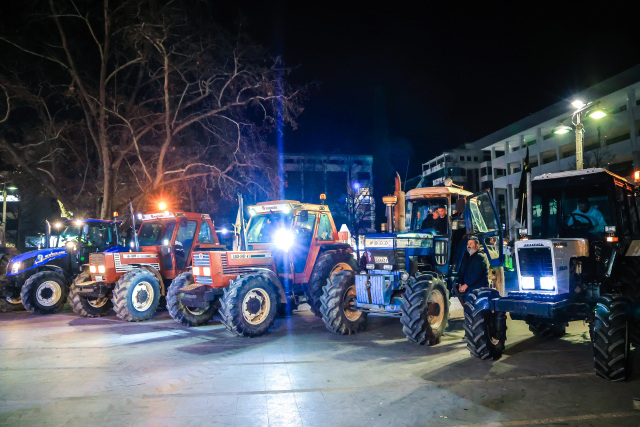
[220,2,640,180]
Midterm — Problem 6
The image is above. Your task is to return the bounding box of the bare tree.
[0,1,303,218]
[337,159,374,255]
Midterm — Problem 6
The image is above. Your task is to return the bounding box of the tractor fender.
[472,287,501,311]
[318,243,352,253]
[238,267,287,305]
[37,264,72,282]
[129,264,165,294]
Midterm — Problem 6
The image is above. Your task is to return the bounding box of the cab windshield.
[138,220,177,246]
[531,184,613,240]
[55,222,117,249]
[247,213,293,243]
[407,198,448,233]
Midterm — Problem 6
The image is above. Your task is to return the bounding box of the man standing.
[453,236,490,305]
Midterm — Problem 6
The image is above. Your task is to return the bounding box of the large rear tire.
[464,288,506,360]
[220,273,278,337]
[400,275,449,345]
[306,249,357,317]
[21,270,68,314]
[615,260,640,347]
[68,271,113,317]
[112,269,161,322]
[320,270,367,335]
[592,294,631,381]
[526,319,567,338]
[167,272,217,327]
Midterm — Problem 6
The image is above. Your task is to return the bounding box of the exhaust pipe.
[382,195,398,234]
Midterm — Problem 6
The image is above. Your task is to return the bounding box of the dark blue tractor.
[0,219,125,314]
[320,184,505,345]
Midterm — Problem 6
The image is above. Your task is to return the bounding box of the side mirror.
[298,210,309,222]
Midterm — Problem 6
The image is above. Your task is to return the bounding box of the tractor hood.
[7,247,68,276]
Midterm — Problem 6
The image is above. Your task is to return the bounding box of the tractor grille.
[89,253,104,265]
[517,247,553,277]
[193,252,210,267]
[355,274,388,305]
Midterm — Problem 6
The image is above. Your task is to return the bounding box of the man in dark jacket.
[453,236,490,305]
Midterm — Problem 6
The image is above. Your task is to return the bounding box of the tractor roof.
[533,167,629,183]
[406,187,472,200]
[249,200,331,214]
[140,212,211,221]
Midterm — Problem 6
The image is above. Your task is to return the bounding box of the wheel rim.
[343,284,361,321]
[242,287,271,325]
[36,281,62,307]
[330,262,353,279]
[427,288,445,330]
[185,306,207,316]
[87,297,109,308]
[6,295,21,305]
[132,281,154,312]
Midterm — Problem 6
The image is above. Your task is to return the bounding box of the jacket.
[458,250,490,291]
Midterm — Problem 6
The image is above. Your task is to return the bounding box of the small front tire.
[112,269,161,322]
[167,272,217,327]
[592,294,631,381]
[68,271,113,317]
[21,271,68,314]
[464,288,506,360]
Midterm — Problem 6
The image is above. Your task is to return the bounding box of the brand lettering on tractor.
[374,256,388,263]
[122,254,156,259]
[35,251,66,264]
[365,239,394,248]
[557,266,568,271]
[230,253,251,260]
[523,243,545,247]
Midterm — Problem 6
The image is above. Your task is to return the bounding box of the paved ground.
[1,299,639,427]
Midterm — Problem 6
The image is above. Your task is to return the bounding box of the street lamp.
[569,100,607,170]
[1,184,17,246]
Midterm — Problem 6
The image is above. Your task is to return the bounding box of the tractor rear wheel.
[400,275,449,345]
[592,294,631,381]
[306,249,357,317]
[167,272,217,327]
[21,270,68,314]
[526,320,567,338]
[464,288,506,360]
[68,271,112,317]
[615,260,640,347]
[320,270,367,335]
[220,273,278,337]
[112,269,161,322]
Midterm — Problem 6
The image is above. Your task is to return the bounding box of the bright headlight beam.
[274,228,295,251]
[521,276,535,290]
[540,276,556,290]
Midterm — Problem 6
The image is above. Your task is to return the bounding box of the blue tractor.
[320,178,505,345]
[0,219,125,314]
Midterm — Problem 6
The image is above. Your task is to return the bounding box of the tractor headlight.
[383,264,393,271]
[400,272,410,281]
[11,262,20,274]
[97,265,106,274]
[274,228,295,251]
[203,267,211,276]
[521,276,535,290]
[89,265,97,273]
[66,241,76,250]
[540,276,556,290]
[193,267,201,276]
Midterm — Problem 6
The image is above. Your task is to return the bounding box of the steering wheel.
[566,213,594,231]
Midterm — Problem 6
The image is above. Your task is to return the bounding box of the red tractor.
[69,211,224,321]
[167,199,357,337]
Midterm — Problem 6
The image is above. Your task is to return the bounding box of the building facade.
[282,153,375,234]
[418,144,487,192]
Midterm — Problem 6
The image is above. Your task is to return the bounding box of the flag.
[515,146,530,224]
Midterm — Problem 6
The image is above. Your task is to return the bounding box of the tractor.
[69,210,225,321]
[167,198,357,337]
[320,176,505,345]
[0,219,124,314]
[464,168,640,381]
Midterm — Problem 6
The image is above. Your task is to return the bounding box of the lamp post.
[560,100,607,170]
[1,184,18,246]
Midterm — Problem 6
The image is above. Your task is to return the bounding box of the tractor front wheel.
[592,294,631,381]
[68,271,113,317]
[320,270,367,335]
[167,272,217,327]
[464,288,506,360]
[21,271,68,314]
[400,276,449,345]
[112,269,161,322]
[306,249,357,317]
[220,273,278,337]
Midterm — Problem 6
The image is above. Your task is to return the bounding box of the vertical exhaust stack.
[393,172,406,233]
[129,199,140,252]
[382,195,398,234]
[237,192,248,251]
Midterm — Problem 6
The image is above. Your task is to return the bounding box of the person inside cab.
[421,209,439,230]
[567,197,607,232]
[434,205,448,235]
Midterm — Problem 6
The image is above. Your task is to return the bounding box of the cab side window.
[198,221,214,243]
[317,214,334,241]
